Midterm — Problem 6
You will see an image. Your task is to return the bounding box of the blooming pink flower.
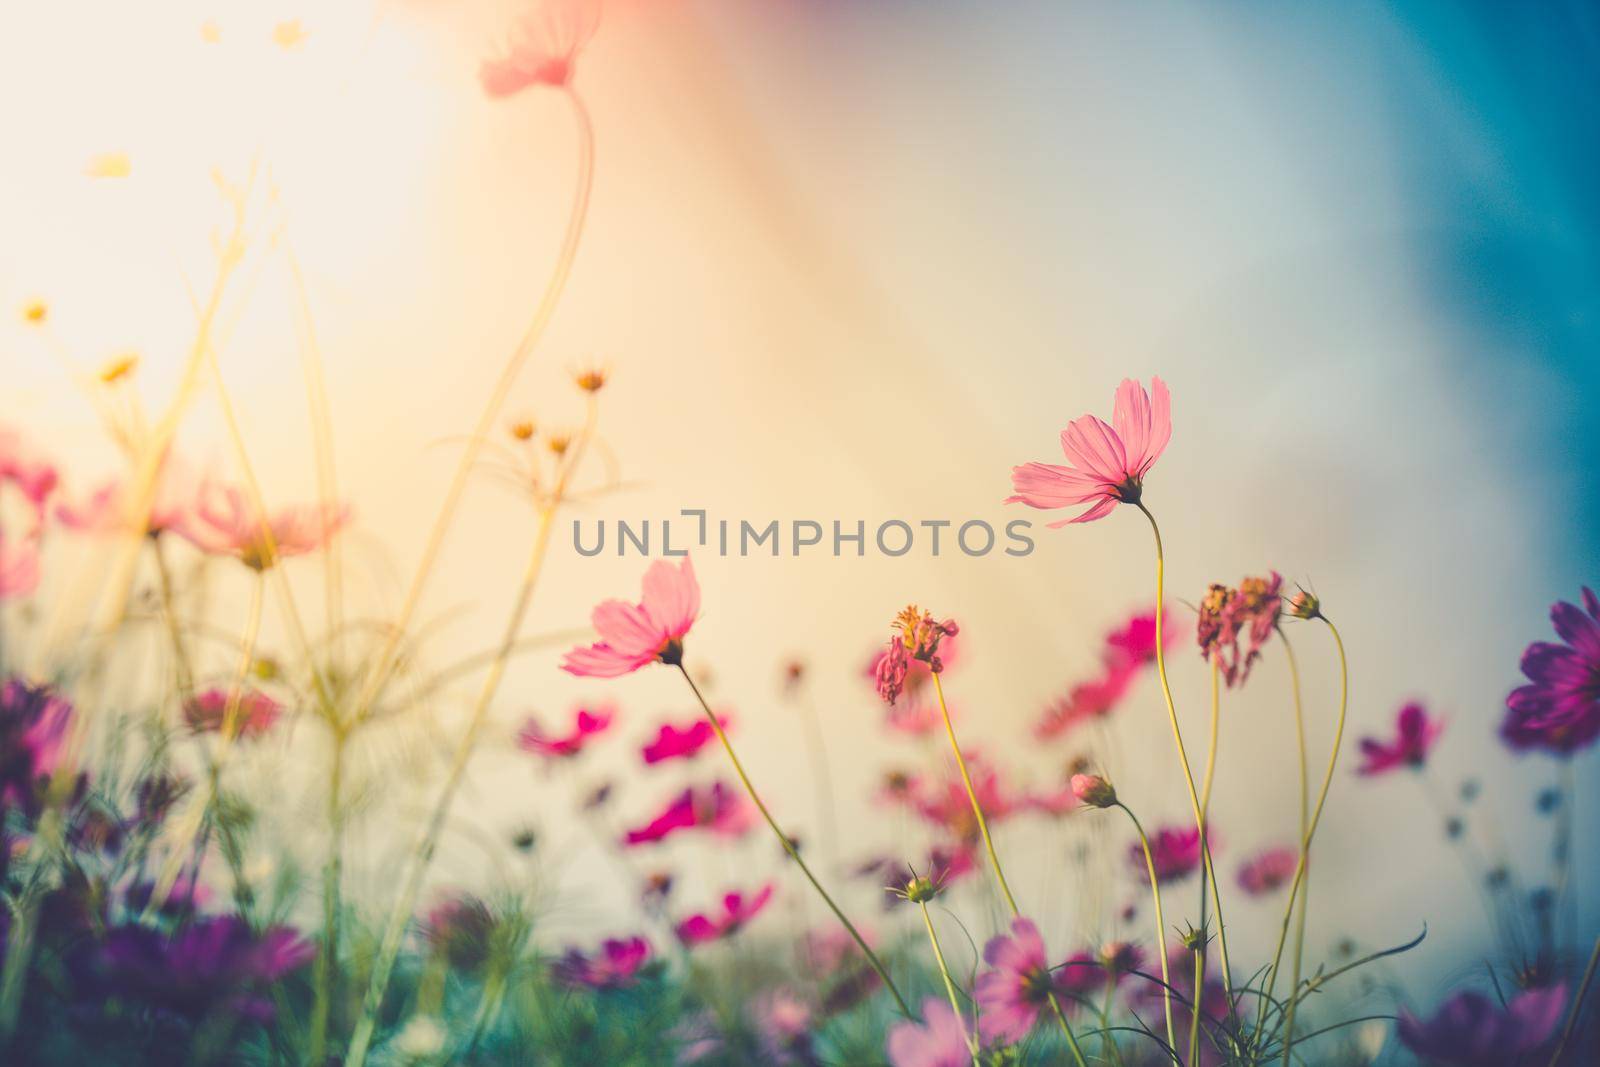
[1007,377,1171,525]
[1130,825,1204,883]
[675,883,775,946]
[1197,573,1283,688]
[562,558,699,678]
[1500,587,1600,757]
[1034,668,1133,740]
[178,482,347,571]
[553,936,651,989]
[183,688,282,740]
[1236,846,1298,896]
[1357,701,1444,775]
[622,782,751,846]
[0,426,59,520]
[1104,606,1184,670]
[974,917,1065,1045]
[0,532,41,599]
[55,459,201,539]
[518,704,614,759]
[480,0,599,97]
[641,711,729,764]
[887,998,973,1067]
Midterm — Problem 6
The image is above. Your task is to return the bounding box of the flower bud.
[1070,773,1117,809]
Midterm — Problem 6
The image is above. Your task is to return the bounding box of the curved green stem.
[1119,802,1178,1061]
[1195,658,1220,1062]
[678,664,910,1018]
[919,902,979,1065]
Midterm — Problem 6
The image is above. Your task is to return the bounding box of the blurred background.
[3,0,1596,1005]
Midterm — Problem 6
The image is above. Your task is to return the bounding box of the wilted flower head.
[1197,572,1282,688]
[974,917,1065,1045]
[875,607,958,705]
[675,884,775,946]
[553,936,651,989]
[1397,985,1566,1066]
[563,557,699,677]
[183,687,281,740]
[1357,701,1445,776]
[480,0,600,96]
[887,998,973,1067]
[1237,846,1299,896]
[517,703,614,758]
[1500,586,1600,757]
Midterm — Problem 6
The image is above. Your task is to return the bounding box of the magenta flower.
[183,687,282,740]
[0,679,73,811]
[622,782,752,846]
[1130,825,1204,883]
[1236,846,1298,896]
[553,936,651,989]
[641,712,729,764]
[1104,605,1185,670]
[1356,701,1444,776]
[480,0,599,96]
[1034,668,1133,740]
[1500,587,1600,757]
[675,883,775,946]
[1007,376,1171,525]
[887,998,974,1067]
[974,917,1066,1045]
[178,482,347,571]
[518,704,614,759]
[562,558,699,678]
[1397,985,1566,1066]
[874,607,959,705]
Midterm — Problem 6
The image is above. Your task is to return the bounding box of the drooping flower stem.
[1118,802,1177,1060]
[929,672,1088,1065]
[345,401,596,1067]
[1258,616,1349,1060]
[930,672,1020,917]
[1547,934,1600,1067]
[348,86,594,730]
[676,663,911,1018]
[1133,503,1236,1014]
[918,901,979,1065]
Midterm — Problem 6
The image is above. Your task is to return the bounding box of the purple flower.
[1397,986,1566,1065]
[1129,825,1205,883]
[1356,701,1444,776]
[0,678,73,813]
[1501,587,1600,757]
[97,916,313,1023]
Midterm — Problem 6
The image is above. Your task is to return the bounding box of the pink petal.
[1061,415,1129,482]
[591,598,664,659]
[1045,495,1119,527]
[1007,462,1106,509]
[641,557,699,640]
[1113,378,1152,470]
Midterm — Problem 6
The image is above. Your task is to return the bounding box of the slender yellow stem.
[930,672,1020,917]
[1133,503,1236,1017]
[930,673,1086,1065]
[1547,935,1600,1067]
[919,902,979,1065]
[1195,658,1220,1061]
[677,664,910,1018]
[1119,803,1177,1061]
[1189,945,1205,1064]
[348,87,594,730]
[1261,616,1348,1060]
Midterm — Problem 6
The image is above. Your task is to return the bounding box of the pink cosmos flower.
[622,782,752,846]
[974,917,1065,1045]
[1197,573,1283,688]
[753,990,815,1065]
[517,704,614,759]
[1130,825,1204,883]
[641,711,730,764]
[1237,846,1299,896]
[0,427,59,519]
[1500,587,1600,757]
[675,883,775,946]
[913,752,1017,841]
[1104,606,1184,670]
[1007,377,1171,525]
[178,482,347,571]
[887,998,974,1067]
[553,936,651,990]
[1357,701,1444,775]
[0,533,41,599]
[183,688,282,739]
[1034,668,1133,740]
[562,558,699,678]
[480,0,599,97]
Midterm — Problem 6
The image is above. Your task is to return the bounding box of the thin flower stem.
[1189,945,1204,1065]
[348,87,594,730]
[919,901,980,1066]
[1133,503,1236,1021]
[1195,658,1220,1062]
[1100,980,1128,1067]
[1546,934,1600,1067]
[307,728,347,1064]
[930,672,1021,918]
[1263,616,1349,1061]
[344,400,596,1067]
[1118,802,1178,1061]
[676,663,911,1018]
[1046,990,1092,1067]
